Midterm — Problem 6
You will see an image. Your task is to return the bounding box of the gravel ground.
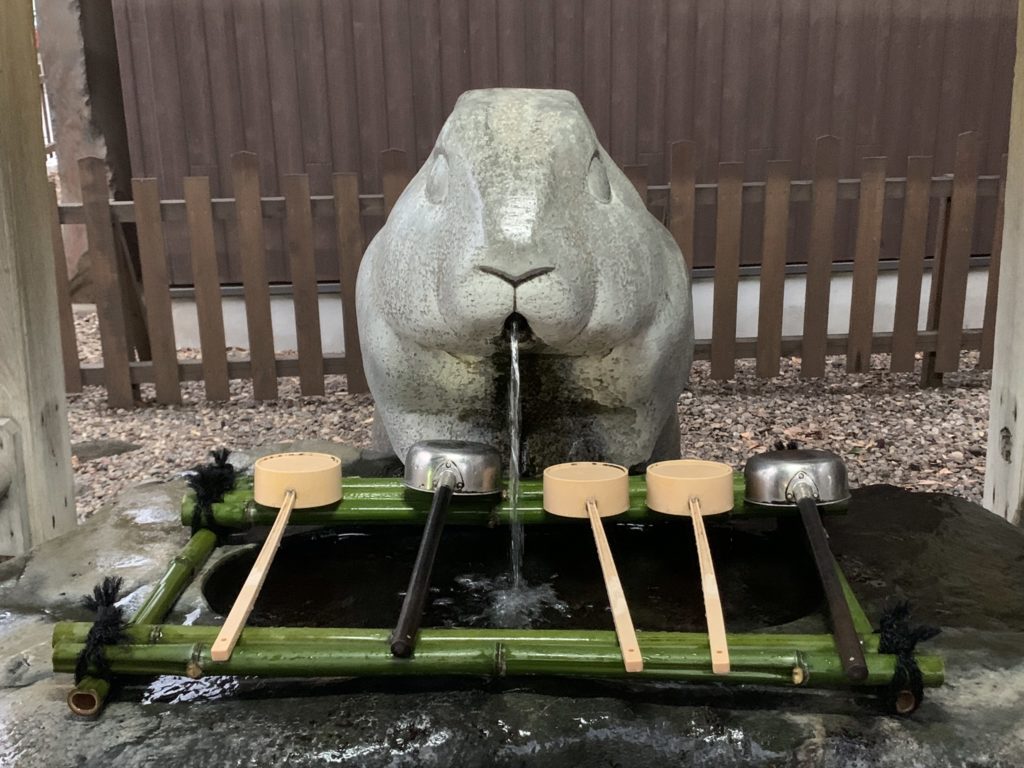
[67,310,990,519]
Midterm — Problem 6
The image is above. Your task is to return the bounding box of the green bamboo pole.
[52,623,864,651]
[52,624,943,688]
[181,474,842,529]
[836,563,874,636]
[132,529,219,625]
[65,529,218,717]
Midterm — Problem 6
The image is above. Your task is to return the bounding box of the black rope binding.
[74,576,129,684]
[186,447,237,538]
[877,602,940,714]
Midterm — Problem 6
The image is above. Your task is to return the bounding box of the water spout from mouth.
[507,314,524,589]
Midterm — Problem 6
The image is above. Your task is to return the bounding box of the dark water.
[204,522,822,632]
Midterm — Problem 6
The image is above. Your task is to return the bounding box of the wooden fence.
[53,132,1004,409]
[111,0,1017,280]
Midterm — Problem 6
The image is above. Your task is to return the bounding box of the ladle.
[646,459,733,674]
[391,440,502,657]
[543,462,643,672]
[211,452,342,662]
[744,448,868,681]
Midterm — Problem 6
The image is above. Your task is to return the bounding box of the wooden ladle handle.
[689,496,730,674]
[211,488,297,662]
[585,497,643,673]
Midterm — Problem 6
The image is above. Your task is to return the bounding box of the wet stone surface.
[1,444,1023,767]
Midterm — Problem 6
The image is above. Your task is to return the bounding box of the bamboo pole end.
[67,677,109,717]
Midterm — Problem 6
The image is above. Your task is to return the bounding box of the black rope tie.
[877,602,940,713]
[74,577,129,684]
[186,447,237,539]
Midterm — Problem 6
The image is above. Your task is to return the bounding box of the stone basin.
[2,442,1023,767]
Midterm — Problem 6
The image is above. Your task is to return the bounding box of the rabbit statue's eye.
[425,153,449,204]
[586,152,611,203]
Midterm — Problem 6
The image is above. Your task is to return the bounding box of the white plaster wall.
[171,296,348,354]
[171,267,991,352]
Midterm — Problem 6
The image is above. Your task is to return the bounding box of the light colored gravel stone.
[67,310,990,519]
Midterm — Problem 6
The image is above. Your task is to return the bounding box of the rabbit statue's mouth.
[502,312,532,343]
[500,312,560,355]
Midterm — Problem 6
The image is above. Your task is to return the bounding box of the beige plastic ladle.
[211,452,342,662]
[646,459,733,674]
[543,462,642,673]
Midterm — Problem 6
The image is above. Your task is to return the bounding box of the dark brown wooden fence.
[55,133,1003,408]
[110,0,1016,282]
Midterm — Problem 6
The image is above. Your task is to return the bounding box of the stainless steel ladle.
[744,448,868,681]
[390,440,502,657]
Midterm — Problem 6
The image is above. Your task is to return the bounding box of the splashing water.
[452,574,569,629]
[507,316,525,588]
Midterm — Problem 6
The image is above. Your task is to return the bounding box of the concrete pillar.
[0,0,78,554]
[985,0,1024,524]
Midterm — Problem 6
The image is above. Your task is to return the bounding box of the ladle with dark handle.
[744,449,868,682]
[391,440,502,658]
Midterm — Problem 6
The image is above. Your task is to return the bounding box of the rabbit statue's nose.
[476,265,554,288]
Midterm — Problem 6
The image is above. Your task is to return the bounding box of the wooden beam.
[53,175,1005,227]
[984,0,1024,525]
[0,0,77,554]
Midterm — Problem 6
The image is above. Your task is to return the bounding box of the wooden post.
[985,0,1024,524]
[0,0,77,554]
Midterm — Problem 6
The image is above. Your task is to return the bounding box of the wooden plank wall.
[111,0,1017,282]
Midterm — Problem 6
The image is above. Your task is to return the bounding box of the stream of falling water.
[507,316,524,588]
[486,316,566,627]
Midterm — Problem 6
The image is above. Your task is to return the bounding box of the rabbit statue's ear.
[586,151,611,204]
[426,153,450,205]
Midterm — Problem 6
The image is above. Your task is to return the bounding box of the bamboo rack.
[52,623,944,688]
[180,474,836,530]
[53,474,942,716]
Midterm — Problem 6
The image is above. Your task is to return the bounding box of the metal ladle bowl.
[403,440,503,496]
[744,449,850,510]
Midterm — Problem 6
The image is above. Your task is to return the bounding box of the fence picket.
[624,164,648,203]
[889,155,933,372]
[48,184,82,393]
[711,161,743,380]
[284,174,325,396]
[132,178,180,404]
[669,140,696,271]
[381,148,412,218]
[979,156,1007,369]
[935,132,979,372]
[846,157,888,373]
[756,160,792,377]
[334,172,369,393]
[232,151,278,400]
[801,136,839,378]
[184,176,230,401]
[80,157,134,409]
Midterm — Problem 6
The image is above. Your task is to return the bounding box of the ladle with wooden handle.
[543,462,643,673]
[391,440,502,658]
[744,448,868,681]
[646,459,733,674]
[211,452,342,662]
